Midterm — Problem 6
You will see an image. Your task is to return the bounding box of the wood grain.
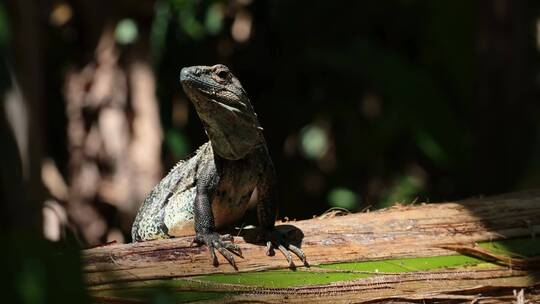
[83,190,540,286]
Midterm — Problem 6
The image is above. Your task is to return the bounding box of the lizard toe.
[264,229,308,268]
[197,232,242,269]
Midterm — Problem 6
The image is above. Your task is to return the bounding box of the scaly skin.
[131,64,306,268]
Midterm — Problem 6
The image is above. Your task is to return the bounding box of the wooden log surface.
[84,190,540,287]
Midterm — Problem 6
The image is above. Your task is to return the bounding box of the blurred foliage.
[328,187,359,210]
[380,174,424,207]
[151,0,479,218]
[0,233,89,304]
[115,19,139,45]
[169,0,225,40]
[144,0,539,220]
[0,4,8,46]
[165,129,190,157]
[299,124,329,160]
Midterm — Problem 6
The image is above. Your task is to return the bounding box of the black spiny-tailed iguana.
[131,64,305,268]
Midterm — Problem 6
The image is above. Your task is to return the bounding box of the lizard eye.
[215,70,229,81]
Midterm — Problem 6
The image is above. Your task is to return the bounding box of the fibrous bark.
[84,190,540,303]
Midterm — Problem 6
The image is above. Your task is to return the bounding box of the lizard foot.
[263,229,308,268]
[193,232,243,269]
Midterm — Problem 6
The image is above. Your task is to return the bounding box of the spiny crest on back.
[168,142,212,175]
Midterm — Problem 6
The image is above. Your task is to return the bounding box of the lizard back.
[131,142,211,241]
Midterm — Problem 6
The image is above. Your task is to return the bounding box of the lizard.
[131,64,306,269]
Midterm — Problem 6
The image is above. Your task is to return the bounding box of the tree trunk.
[63,1,162,245]
[84,190,540,303]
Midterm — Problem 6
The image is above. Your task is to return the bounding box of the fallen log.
[85,190,540,303]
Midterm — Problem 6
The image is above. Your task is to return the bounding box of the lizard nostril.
[180,68,188,81]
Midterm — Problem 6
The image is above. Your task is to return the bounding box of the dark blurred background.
[1,0,540,301]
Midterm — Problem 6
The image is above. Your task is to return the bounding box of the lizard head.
[180,64,263,160]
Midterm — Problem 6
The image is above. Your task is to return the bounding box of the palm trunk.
[85,190,540,303]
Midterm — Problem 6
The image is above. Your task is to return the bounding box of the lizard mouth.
[181,75,245,112]
[180,73,216,95]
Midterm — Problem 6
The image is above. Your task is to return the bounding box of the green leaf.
[321,255,484,273]
[196,270,368,288]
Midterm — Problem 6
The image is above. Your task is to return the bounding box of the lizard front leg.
[193,175,242,269]
[257,160,307,267]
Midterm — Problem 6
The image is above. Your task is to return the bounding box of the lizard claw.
[264,229,308,268]
[194,232,243,269]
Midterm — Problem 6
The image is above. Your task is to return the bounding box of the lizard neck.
[180,64,265,160]
[200,115,264,160]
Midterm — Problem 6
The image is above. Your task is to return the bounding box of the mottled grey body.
[131,143,207,241]
[131,64,305,268]
[131,141,271,241]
